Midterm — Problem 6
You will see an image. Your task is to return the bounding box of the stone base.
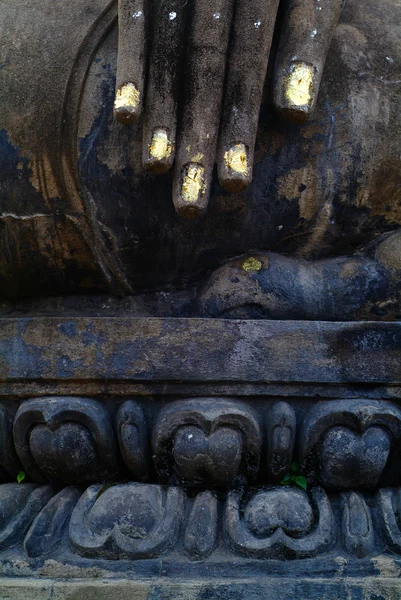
[1,317,401,600]
[1,575,401,600]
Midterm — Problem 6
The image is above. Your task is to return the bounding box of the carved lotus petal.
[30,423,99,485]
[320,426,391,489]
[244,489,313,537]
[69,483,183,559]
[173,425,243,486]
[87,485,163,538]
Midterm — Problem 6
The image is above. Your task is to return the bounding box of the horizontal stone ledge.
[2,577,401,600]
[0,317,400,384]
[1,381,401,399]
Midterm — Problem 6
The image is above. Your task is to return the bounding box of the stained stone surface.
[243,489,313,536]
[0,0,400,594]
[320,426,392,489]
[0,0,400,315]
[0,317,398,597]
[3,577,401,600]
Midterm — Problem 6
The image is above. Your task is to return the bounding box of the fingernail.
[220,143,250,192]
[224,143,248,176]
[181,164,205,204]
[149,129,173,161]
[145,129,174,173]
[174,163,207,218]
[284,63,314,109]
[114,83,141,124]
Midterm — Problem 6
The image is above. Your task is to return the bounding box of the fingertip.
[114,83,142,125]
[143,129,175,174]
[218,143,252,193]
[173,163,209,218]
[274,62,318,123]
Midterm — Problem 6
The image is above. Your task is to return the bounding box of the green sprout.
[280,461,307,491]
[17,471,26,484]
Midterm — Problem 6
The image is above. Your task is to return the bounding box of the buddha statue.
[0,0,400,321]
[1,3,401,594]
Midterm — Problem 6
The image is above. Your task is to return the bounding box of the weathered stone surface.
[13,397,120,484]
[0,405,23,482]
[0,0,400,594]
[24,487,82,558]
[0,0,400,307]
[116,400,149,481]
[1,320,400,395]
[0,484,54,549]
[69,483,184,559]
[341,491,375,558]
[3,576,401,600]
[152,399,261,486]
[3,481,401,564]
[266,402,296,483]
[378,488,401,553]
[320,426,391,489]
[224,487,336,558]
[184,490,218,560]
[0,395,400,489]
[197,250,397,321]
[300,400,401,489]
[244,489,313,537]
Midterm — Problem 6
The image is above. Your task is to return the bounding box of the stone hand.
[114,0,343,218]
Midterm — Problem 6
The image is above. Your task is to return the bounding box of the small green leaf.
[290,461,300,475]
[17,471,26,484]
[280,479,291,486]
[282,473,292,482]
[294,476,307,491]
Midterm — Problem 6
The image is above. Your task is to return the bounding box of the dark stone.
[224,487,336,559]
[173,425,243,487]
[320,426,391,489]
[116,400,150,481]
[2,319,401,395]
[266,402,296,483]
[0,484,54,549]
[300,400,401,489]
[152,399,261,487]
[184,491,218,560]
[24,486,82,558]
[341,491,375,558]
[0,0,400,593]
[13,397,120,484]
[244,489,313,537]
[69,483,184,559]
[0,405,23,482]
[197,252,392,321]
[0,0,400,307]
[378,488,401,553]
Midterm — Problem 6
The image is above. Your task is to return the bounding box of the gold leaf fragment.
[224,143,248,175]
[242,257,263,273]
[149,129,173,161]
[114,83,140,110]
[182,165,205,203]
[285,64,314,107]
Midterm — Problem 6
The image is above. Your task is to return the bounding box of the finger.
[218,0,281,193]
[114,0,146,125]
[273,0,344,122]
[172,0,235,218]
[142,0,187,174]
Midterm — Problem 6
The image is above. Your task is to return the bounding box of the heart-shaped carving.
[244,488,313,536]
[173,425,243,486]
[30,423,99,484]
[320,426,391,489]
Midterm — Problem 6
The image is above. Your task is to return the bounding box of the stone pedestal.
[0,318,400,598]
